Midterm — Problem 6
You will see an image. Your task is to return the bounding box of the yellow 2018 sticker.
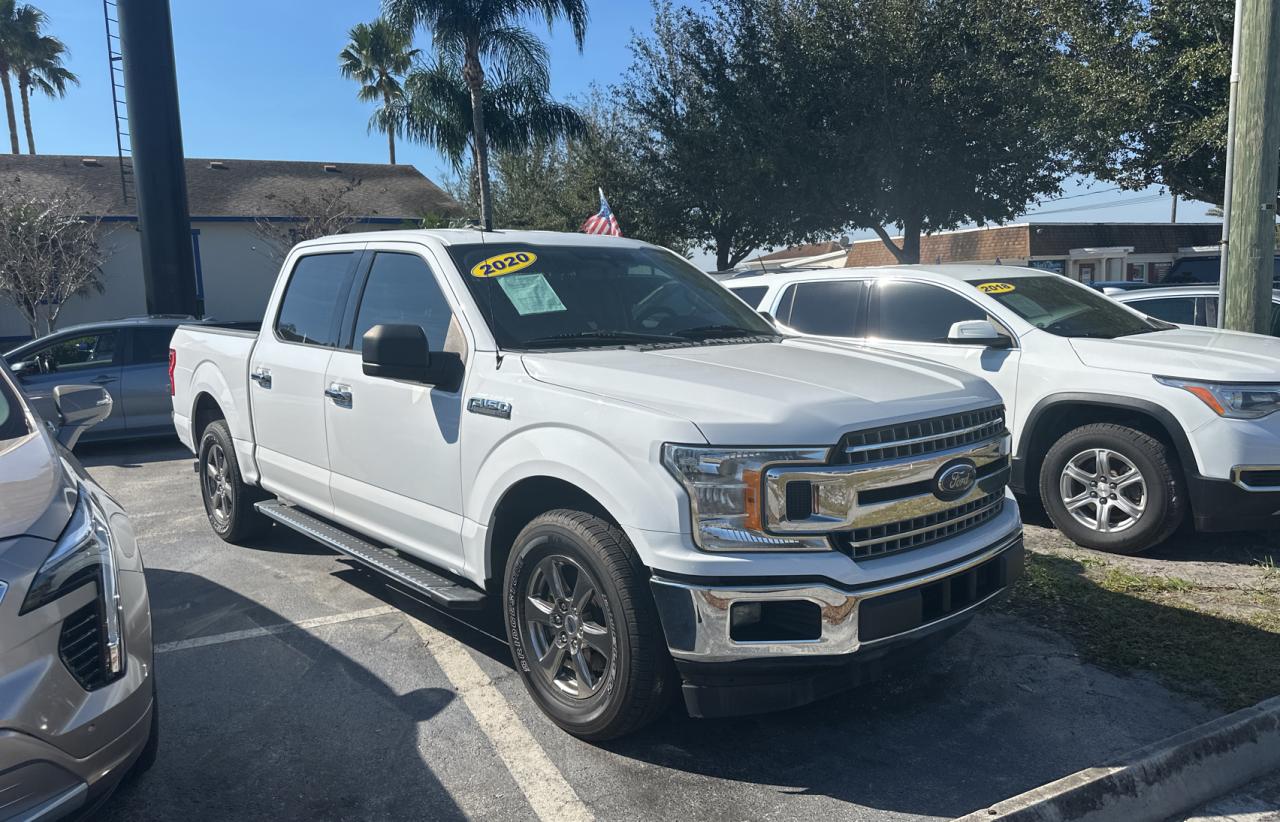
[471,251,537,278]
[977,282,1016,295]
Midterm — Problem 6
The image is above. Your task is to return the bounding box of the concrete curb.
[955,695,1280,822]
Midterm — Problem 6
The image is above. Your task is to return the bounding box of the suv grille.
[838,406,1005,466]
[59,600,111,690]
[836,492,1005,559]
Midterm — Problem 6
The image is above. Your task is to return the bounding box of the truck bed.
[169,324,258,474]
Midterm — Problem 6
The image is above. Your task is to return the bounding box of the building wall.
[844,225,1030,267]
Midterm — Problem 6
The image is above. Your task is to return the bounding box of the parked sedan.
[0,363,157,819]
[4,316,256,443]
[1112,285,1280,336]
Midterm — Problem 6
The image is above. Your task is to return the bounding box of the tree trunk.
[19,76,34,154]
[384,89,396,165]
[464,47,493,230]
[0,68,19,154]
[871,217,923,264]
[716,244,731,272]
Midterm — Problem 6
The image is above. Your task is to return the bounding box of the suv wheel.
[198,419,271,543]
[504,510,674,740]
[1039,423,1185,554]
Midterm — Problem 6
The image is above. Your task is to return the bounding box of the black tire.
[503,510,675,740]
[1039,423,1185,554]
[198,419,271,543]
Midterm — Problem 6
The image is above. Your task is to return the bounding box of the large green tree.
[795,0,1071,263]
[383,0,588,229]
[14,23,75,154]
[1058,0,1244,206]
[339,19,419,165]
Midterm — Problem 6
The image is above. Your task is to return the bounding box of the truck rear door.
[250,247,363,515]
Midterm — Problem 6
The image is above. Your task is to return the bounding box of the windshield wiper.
[671,324,774,340]
[520,330,685,348]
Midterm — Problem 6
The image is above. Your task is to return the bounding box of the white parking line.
[407,615,594,822]
[153,605,399,653]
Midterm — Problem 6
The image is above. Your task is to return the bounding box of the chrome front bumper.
[650,529,1023,664]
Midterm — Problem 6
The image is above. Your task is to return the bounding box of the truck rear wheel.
[1039,423,1185,554]
[503,510,674,740]
[198,419,271,543]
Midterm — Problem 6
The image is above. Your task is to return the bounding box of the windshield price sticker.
[977,282,1016,295]
[471,252,537,278]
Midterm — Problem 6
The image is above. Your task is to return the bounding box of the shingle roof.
[0,154,461,220]
[755,241,846,262]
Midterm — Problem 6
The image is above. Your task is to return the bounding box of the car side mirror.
[53,384,113,449]
[947,320,1011,348]
[11,359,39,379]
[361,323,462,390]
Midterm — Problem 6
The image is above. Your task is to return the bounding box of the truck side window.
[351,252,453,352]
[781,280,867,336]
[276,253,356,347]
[875,281,986,342]
[730,285,768,309]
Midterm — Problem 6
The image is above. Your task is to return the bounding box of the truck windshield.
[966,275,1175,339]
[447,243,777,350]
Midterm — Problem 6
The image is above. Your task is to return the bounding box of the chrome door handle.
[324,384,352,406]
[91,375,115,385]
[250,368,272,388]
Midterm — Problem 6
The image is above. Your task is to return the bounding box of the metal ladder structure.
[102,0,134,206]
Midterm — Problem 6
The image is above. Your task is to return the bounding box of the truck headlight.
[662,444,831,551]
[1157,377,1280,419]
[21,488,125,681]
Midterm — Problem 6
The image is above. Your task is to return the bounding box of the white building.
[0,155,460,344]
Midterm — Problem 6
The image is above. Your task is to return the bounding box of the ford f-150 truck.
[169,229,1023,739]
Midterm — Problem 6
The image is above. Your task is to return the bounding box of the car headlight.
[1156,377,1280,419]
[20,487,125,680]
[662,444,831,551]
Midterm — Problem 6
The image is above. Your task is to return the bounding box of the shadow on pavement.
[75,437,189,468]
[100,569,468,822]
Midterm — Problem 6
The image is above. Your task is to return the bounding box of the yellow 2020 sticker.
[471,251,537,278]
[977,282,1015,295]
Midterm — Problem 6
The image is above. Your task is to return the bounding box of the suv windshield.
[965,275,1173,338]
[447,243,777,350]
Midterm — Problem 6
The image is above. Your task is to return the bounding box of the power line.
[1037,185,1124,204]
[1023,193,1169,217]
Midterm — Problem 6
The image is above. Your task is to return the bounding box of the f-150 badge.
[468,397,513,419]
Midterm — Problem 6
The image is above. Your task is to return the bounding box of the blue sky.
[32,0,1217,246]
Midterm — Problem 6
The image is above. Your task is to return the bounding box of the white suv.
[729,264,1280,554]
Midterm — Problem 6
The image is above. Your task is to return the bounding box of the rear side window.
[351,253,454,352]
[729,285,768,309]
[875,281,987,342]
[780,280,867,337]
[129,326,176,365]
[276,253,356,347]
[1125,297,1195,325]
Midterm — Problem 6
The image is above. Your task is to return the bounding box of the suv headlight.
[20,487,125,681]
[662,444,831,551]
[1157,377,1280,419]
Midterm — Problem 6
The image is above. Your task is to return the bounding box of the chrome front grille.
[763,406,1010,560]
[838,407,1006,466]
[836,492,1005,558]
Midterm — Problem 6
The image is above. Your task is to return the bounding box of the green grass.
[1002,552,1280,711]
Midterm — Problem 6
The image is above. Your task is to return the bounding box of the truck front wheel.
[503,510,675,740]
[198,419,271,543]
[1039,423,1185,554]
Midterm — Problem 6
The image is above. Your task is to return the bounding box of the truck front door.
[250,248,363,515]
[322,248,467,576]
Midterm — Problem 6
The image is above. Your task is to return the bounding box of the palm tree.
[383,0,588,229]
[339,19,418,165]
[0,1,45,155]
[14,29,77,154]
[400,54,585,173]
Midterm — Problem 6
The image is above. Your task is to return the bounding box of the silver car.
[0,366,157,819]
[1112,285,1280,336]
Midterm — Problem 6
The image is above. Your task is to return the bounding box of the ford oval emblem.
[934,460,978,501]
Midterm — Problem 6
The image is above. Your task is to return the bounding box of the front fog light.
[662,444,831,552]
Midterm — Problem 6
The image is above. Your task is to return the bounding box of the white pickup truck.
[169,229,1023,739]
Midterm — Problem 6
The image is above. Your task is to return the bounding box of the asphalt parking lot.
[83,440,1218,822]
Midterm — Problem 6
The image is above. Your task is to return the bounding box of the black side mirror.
[361,323,462,390]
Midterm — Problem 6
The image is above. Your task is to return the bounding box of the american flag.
[580,189,622,237]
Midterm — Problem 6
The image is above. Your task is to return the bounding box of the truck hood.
[1070,327,1280,381]
[521,339,1000,445]
[0,429,77,542]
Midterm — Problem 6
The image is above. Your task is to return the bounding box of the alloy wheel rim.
[522,555,612,700]
[203,443,232,526]
[1059,448,1147,534]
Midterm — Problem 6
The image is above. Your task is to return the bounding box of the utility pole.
[1221,0,1280,333]
[117,0,200,317]
[1170,193,1178,223]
